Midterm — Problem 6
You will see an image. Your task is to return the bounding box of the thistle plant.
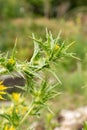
[0,30,77,130]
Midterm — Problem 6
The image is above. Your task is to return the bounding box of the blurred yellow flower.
[0,81,7,100]
[12,92,20,102]
[4,125,16,130]
[10,126,16,130]
[54,44,60,50]
[0,81,7,90]
[4,125,8,130]
[8,58,15,65]
[22,106,28,114]
[7,105,19,115]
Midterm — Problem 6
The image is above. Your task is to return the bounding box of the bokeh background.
[0,0,87,111]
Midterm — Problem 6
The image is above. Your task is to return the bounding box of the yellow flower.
[54,44,60,50]
[22,106,28,114]
[0,81,7,90]
[8,58,15,65]
[54,44,59,50]
[4,124,8,130]
[0,81,7,100]
[12,92,20,102]
[7,105,18,114]
[4,125,16,130]
[9,126,16,130]
[7,105,13,114]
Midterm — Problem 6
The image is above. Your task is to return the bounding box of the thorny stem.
[17,101,34,129]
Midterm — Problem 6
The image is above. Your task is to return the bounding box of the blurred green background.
[0,0,87,109]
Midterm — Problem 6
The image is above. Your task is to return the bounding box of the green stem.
[18,102,34,129]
